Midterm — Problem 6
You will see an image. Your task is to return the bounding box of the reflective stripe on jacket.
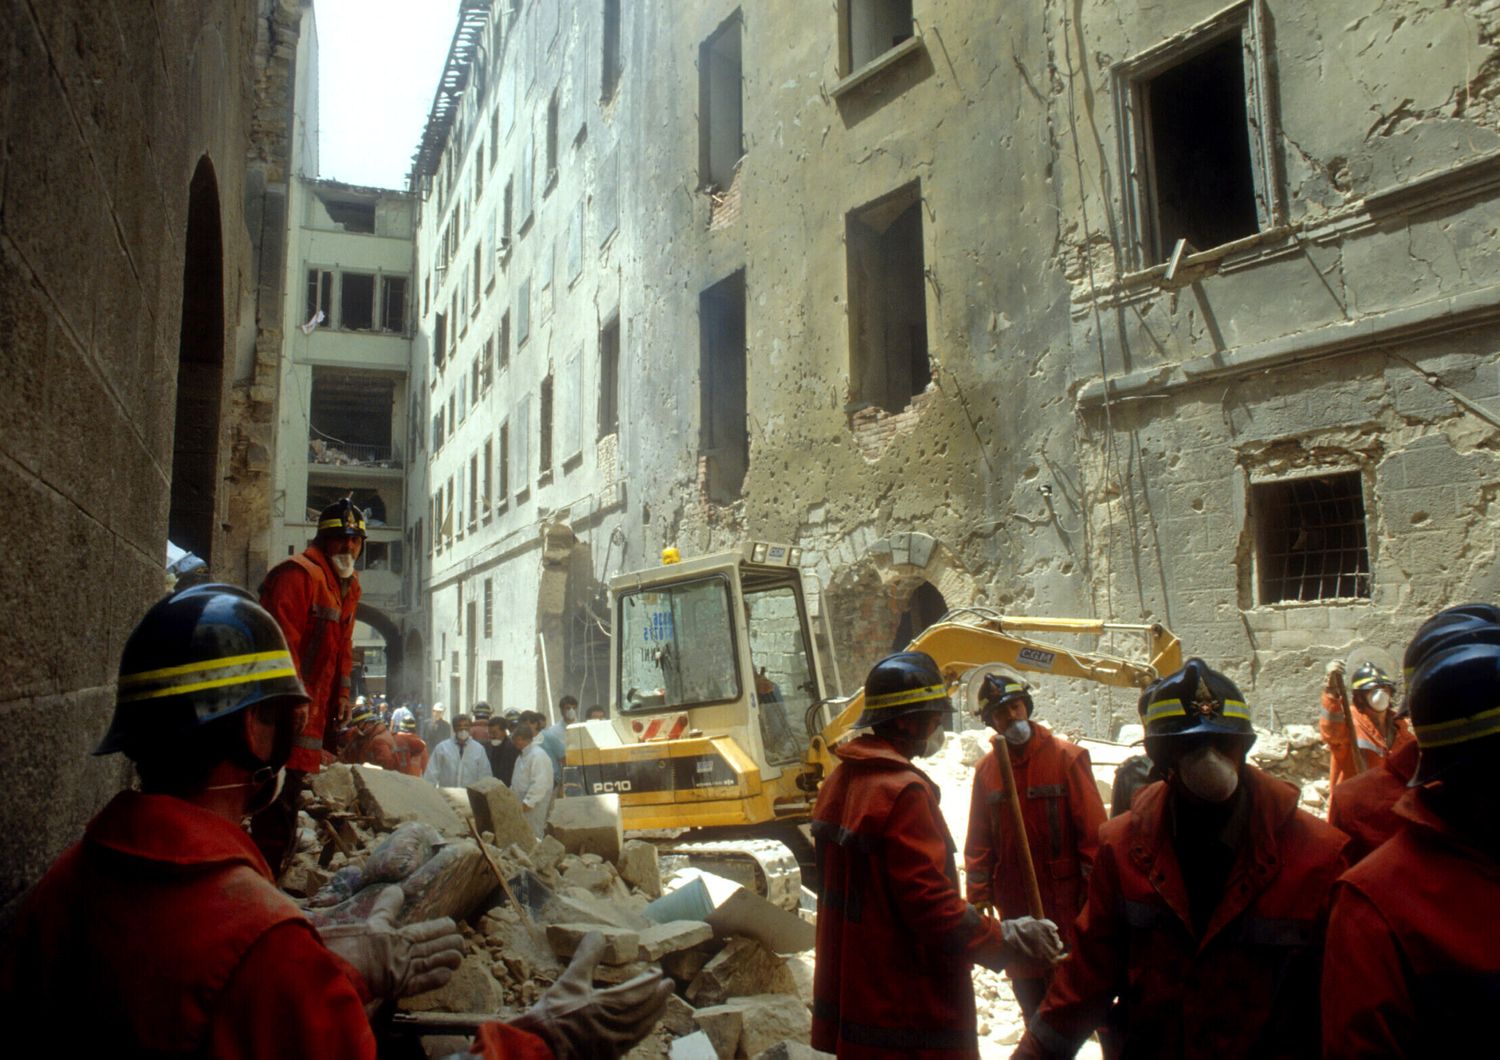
[1016,766,1348,1059]
[1319,690,1415,789]
[1322,789,1500,1057]
[260,547,360,773]
[812,735,1010,1059]
[964,724,1105,978]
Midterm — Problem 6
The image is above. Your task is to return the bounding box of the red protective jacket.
[0,792,549,1059]
[1322,789,1500,1057]
[1327,738,1419,863]
[1319,690,1415,788]
[964,724,1105,979]
[394,732,430,777]
[340,724,400,771]
[1015,766,1348,1059]
[812,735,1012,1059]
[261,546,360,773]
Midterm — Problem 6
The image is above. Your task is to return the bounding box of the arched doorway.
[354,604,403,699]
[892,580,948,651]
[169,158,225,568]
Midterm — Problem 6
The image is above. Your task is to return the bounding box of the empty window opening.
[469,453,479,527]
[598,316,620,439]
[546,92,560,186]
[360,541,402,574]
[318,195,375,233]
[602,0,623,100]
[472,245,482,310]
[1141,34,1258,260]
[381,276,407,333]
[498,423,511,501]
[847,182,929,414]
[699,269,748,502]
[699,13,743,191]
[498,311,512,370]
[482,439,493,511]
[307,486,388,527]
[341,273,376,331]
[434,312,448,369]
[305,269,332,328]
[502,179,514,247]
[310,370,396,464]
[1253,472,1371,604]
[842,0,913,73]
[480,336,494,390]
[539,373,555,475]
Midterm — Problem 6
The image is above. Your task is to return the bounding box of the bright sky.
[314,0,461,189]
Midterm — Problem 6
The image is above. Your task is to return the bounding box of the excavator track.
[654,837,804,911]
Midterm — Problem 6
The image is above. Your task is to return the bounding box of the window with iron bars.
[1252,471,1371,604]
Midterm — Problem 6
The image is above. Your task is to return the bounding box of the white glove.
[1002,915,1065,965]
[1326,659,1345,677]
[513,931,674,1059]
[319,885,464,1001]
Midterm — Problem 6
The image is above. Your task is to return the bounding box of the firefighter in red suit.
[0,585,670,1058]
[394,713,431,777]
[1319,658,1415,788]
[340,699,401,770]
[812,651,1065,1058]
[964,671,1106,1019]
[254,498,365,871]
[1322,604,1500,1058]
[1016,658,1349,1059]
[1327,739,1418,863]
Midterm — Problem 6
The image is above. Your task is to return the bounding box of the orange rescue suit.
[1319,690,1416,789]
[964,724,1105,980]
[340,724,400,771]
[261,546,360,773]
[394,732,430,777]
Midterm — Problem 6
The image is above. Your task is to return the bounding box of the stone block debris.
[398,953,504,1014]
[638,920,715,961]
[695,995,812,1057]
[545,922,641,965]
[467,776,539,852]
[751,1042,834,1060]
[619,838,664,897]
[668,1031,721,1060]
[352,764,467,836]
[686,936,798,1006]
[547,793,624,862]
[308,762,358,811]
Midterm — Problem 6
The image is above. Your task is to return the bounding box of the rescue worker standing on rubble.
[1015,658,1348,1059]
[1322,605,1500,1057]
[424,713,491,788]
[964,671,1106,1020]
[0,584,673,1057]
[1319,656,1414,788]
[254,497,365,872]
[339,699,400,770]
[812,651,1065,1058]
[511,721,556,838]
[392,714,430,778]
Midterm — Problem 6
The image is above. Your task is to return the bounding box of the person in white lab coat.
[423,714,492,788]
[509,722,555,838]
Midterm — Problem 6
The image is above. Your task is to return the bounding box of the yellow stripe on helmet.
[120,650,294,686]
[1223,699,1251,721]
[319,517,367,531]
[864,683,950,710]
[1142,698,1184,726]
[118,667,299,703]
[1413,705,1500,749]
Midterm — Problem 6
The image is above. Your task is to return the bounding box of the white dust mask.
[330,553,356,579]
[1177,745,1240,803]
[1367,688,1392,714]
[1004,720,1032,746]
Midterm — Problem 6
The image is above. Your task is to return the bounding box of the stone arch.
[168,157,225,568]
[355,603,403,697]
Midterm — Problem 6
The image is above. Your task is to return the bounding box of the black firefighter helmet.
[854,651,954,728]
[1138,657,1255,766]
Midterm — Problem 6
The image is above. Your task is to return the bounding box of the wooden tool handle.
[995,737,1046,920]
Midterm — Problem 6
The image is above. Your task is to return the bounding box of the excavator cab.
[565,543,831,829]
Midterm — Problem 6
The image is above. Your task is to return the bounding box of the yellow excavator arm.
[802,611,1182,777]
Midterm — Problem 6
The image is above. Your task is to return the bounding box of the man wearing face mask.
[1319,658,1414,788]
[1016,658,1348,1059]
[812,652,1065,1058]
[964,671,1106,1020]
[424,714,492,788]
[254,498,366,873]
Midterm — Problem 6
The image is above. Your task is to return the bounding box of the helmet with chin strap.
[976,670,1033,721]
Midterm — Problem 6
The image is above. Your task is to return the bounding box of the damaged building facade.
[410,0,1500,731]
[0,0,309,909]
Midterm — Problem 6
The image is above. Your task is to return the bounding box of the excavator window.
[617,575,741,711]
[744,583,818,765]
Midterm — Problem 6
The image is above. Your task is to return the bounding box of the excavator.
[563,542,1182,906]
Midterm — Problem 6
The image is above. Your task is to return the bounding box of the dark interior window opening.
[598,316,620,438]
[1143,34,1259,260]
[381,276,407,333]
[699,270,748,502]
[305,269,332,327]
[309,370,396,464]
[1254,472,1371,604]
[699,13,744,190]
[539,373,554,474]
[341,273,376,331]
[602,0,623,100]
[318,194,376,233]
[844,0,914,72]
[847,182,929,414]
[306,486,390,527]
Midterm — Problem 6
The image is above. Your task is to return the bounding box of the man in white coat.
[424,713,491,788]
[510,721,555,838]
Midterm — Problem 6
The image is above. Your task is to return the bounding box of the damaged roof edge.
[407,0,493,191]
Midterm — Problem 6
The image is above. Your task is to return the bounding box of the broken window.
[434,312,448,369]
[699,270,748,502]
[598,315,620,439]
[319,196,376,233]
[846,181,929,414]
[539,372,554,476]
[546,92,560,189]
[310,369,396,463]
[381,276,407,333]
[342,273,375,331]
[305,269,332,328]
[840,0,913,74]
[602,0,623,101]
[1253,471,1372,604]
[699,12,744,191]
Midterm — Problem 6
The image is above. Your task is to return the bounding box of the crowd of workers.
[0,495,1494,1058]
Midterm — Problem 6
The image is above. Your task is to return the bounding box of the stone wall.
[0,0,305,910]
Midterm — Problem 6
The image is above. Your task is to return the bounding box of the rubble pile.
[285,765,823,1059]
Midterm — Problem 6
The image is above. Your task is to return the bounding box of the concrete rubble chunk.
[547,794,624,862]
[308,763,358,811]
[661,947,713,985]
[352,764,468,837]
[660,993,699,1037]
[438,786,479,825]
[533,834,567,875]
[545,923,641,965]
[686,936,797,1006]
[669,1031,722,1060]
[691,1006,744,1058]
[637,920,714,961]
[619,838,663,897]
[782,953,815,1007]
[398,953,504,1014]
[751,1042,833,1060]
[468,776,539,853]
[698,996,812,1057]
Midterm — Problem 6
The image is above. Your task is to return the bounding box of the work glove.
[1325,659,1345,677]
[1002,916,1066,966]
[319,885,464,1002]
[513,931,674,1059]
